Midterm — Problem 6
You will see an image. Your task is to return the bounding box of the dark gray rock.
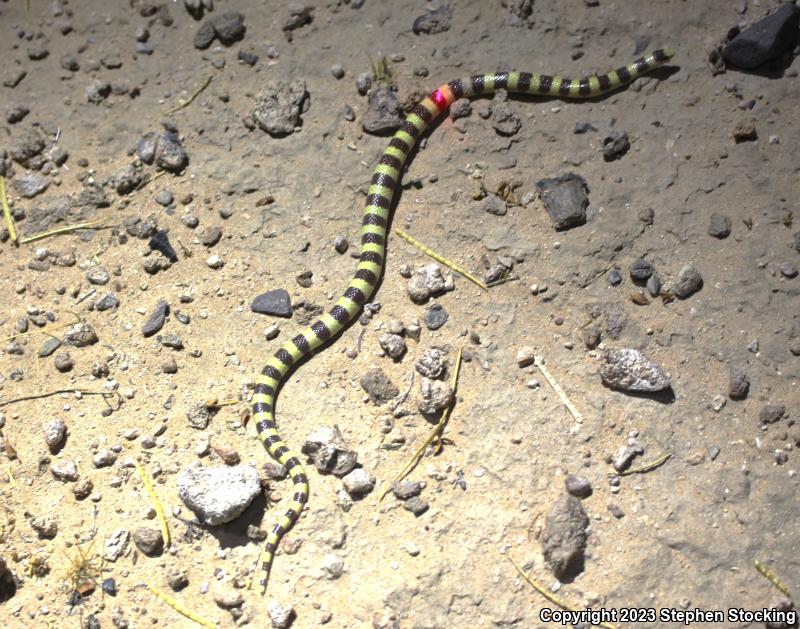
[565,474,592,498]
[193,20,216,48]
[96,293,119,311]
[403,496,429,516]
[600,348,671,392]
[450,98,471,119]
[253,80,309,137]
[6,104,29,124]
[302,426,358,477]
[708,213,731,238]
[792,231,800,253]
[201,226,222,247]
[602,131,630,161]
[38,337,62,357]
[779,261,798,278]
[54,351,74,372]
[672,263,703,299]
[391,480,423,500]
[759,404,786,425]
[42,419,67,454]
[491,90,521,136]
[505,0,534,27]
[133,526,164,556]
[608,269,622,285]
[155,189,174,206]
[723,4,800,69]
[177,464,261,525]
[63,322,98,347]
[210,11,245,45]
[477,194,507,216]
[136,133,158,164]
[629,257,654,281]
[251,289,292,317]
[113,164,142,195]
[361,86,404,136]
[359,368,399,405]
[123,215,158,239]
[85,80,111,104]
[646,272,661,296]
[149,230,178,262]
[155,131,188,172]
[542,496,589,579]
[424,303,448,330]
[86,267,110,286]
[536,173,589,230]
[412,5,452,35]
[728,366,750,400]
[12,174,49,198]
[282,3,313,40]
[10,130,45,166]
[142,299,169,336]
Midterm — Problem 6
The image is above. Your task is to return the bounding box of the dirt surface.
[1,0,799,628]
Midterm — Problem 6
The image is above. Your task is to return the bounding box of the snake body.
[251,48,674,592]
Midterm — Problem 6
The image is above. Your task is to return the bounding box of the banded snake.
[250,48,675,593]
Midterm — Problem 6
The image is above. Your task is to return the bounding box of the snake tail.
[251,47,674,592]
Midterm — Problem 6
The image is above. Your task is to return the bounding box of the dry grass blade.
[20,219,108,244]
[379,347,463,501]
[394,228,488,290]
[533,355,583,423]
[754,559,791,597]
[134,461,170,548]
[167,75,213,114]
[148,584,216,628]
[619,452,671,476]
[0,175,18,245]
[507,555,617,629]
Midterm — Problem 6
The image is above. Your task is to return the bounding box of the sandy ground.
[0,0,798,627]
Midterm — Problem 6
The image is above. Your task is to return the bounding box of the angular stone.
[600,348,671,392]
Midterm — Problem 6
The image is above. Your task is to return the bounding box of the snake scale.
[251,48,675,593]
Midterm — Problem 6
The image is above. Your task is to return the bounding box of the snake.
[250,48,675,593]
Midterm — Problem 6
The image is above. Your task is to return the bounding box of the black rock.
[149,230,179,262]
[723,4,800,70]
[728,366,750,400]
[251,289,292,317]
[96,293,119,312]
[361,86,404,136]
[542,496,589,579]
[38,337,62,357]
[708,213,731,238]
[412,5,452,35]
[193,20,216,49]
[154,131,188,173]
[565,474,592,498]
[759,404,786,425]
[102,578,117,596]
[602,130,630,161]
[210,11,246,45]
[142,299,169,337]
[424,303,448,330]
[403,496,429,516]
[238,50,258,66]
[536,173,589,230]
[359,368,399,405]
[574,121,597,134]
[629,257,654,282]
